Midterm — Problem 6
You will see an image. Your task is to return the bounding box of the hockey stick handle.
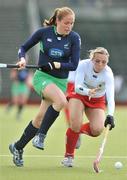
[0,63,39,69]
[96,124,110,161]
[93,124,110,173]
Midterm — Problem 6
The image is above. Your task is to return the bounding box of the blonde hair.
[89,47,109,59]
[43,7,75,26]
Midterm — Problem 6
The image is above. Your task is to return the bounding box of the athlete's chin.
[64,31,71,35]
[96,69,103,73]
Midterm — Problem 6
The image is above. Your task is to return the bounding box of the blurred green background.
[0,1,127,179]
[0,0,127,103]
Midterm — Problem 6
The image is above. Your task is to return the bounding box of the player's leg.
[31,71,68,149]
[6,82,18,111]
[32,83,67,150]
[62,98,84,167]
[9,99,51,167]
[63,102,81,149]
[63,103,70,125]
[80,108,105,136]
[63,82,81,149]
[16,83,30,120]
[63,82,74,125]
[6,101,14,111]
[16,94,28,120]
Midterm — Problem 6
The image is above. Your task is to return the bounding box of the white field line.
[0,154,127,159]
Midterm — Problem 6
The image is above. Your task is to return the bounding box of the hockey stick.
[93,124,110,173]
[0,63,39,69]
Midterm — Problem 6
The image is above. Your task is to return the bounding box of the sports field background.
[0,0,127,103]
[0,105,127,180]
[0,1,127,180]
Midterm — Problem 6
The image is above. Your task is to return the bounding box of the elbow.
[71,63,78,71]
[71,67,77,71]
[70,60,79,71]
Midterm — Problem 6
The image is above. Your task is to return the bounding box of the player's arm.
[74,61,90,95]
[104,71,115,130]
[17,28,56,70]
[18,28,43,59]
[74,61,97,97]
[17,29,44,68]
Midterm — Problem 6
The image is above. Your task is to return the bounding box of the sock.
[37,105,59,135]
[17,104,23,115]
[80,122,94,136]
[65,128,80,157]
[15,121,38,150]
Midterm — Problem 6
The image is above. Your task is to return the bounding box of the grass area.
[0,105,127,180]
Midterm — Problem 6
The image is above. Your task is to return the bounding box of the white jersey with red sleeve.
[75,59,115,116]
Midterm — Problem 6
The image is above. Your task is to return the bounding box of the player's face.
[92,53,109,73]
[56,14,75,35]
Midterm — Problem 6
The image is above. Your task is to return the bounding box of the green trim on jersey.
[53,25,57,35]
[40,26,56,53]
[33,70,67,97]
[40,41,44,53]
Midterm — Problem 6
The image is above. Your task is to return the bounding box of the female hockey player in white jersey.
[62,47,115,167]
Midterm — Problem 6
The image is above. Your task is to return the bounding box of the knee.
[59,98,68,109]
[91,127,104,137]
[70,121,81,133]
[54,98,67,111]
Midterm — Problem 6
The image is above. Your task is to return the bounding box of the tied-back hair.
[89,47,110,59]
[43,7,75,27]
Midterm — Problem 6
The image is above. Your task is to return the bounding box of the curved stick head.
[93,160,100,173]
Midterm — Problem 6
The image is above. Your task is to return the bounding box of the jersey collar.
[53,26,65,37]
